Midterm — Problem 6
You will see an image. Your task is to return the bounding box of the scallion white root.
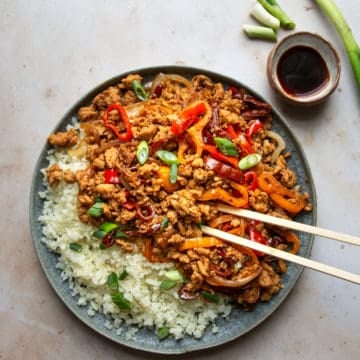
[251,3,280,30]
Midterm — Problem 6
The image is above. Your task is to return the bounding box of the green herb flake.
[160,217,169,229]
[69,243,82,252]
[201,291,219,303]
[238,153,262,170]
[99,221,118,234]
[119,269,129,281]
[156,325,170,340]
[107,272,119,291]
[132,80,148,101]
[111,291,131,310]
[136,140,149,165]
[156,150,179,165]
[164,269,183,283]
[169,163,178,184]
[87,200,104,217]
[160,279,178,290]
[214,137,239,157]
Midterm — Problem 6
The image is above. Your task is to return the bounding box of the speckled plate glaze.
[29,66,317,354]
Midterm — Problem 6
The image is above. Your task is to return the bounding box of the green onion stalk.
[257,0,296,30]
[315,0,360,90]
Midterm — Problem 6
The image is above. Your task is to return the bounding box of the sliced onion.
[124,103,144,118]
[205,267,262,288]
[149,73,192,96]
[67,139,87,158]
[267,131,286,164]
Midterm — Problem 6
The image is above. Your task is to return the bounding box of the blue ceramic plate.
[29,66,316,354]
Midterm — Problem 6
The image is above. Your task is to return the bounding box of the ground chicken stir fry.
[47,73,312,308]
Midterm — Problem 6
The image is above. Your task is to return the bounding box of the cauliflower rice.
[39,131,232,340]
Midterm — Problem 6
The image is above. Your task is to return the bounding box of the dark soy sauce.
[277,46,329,96]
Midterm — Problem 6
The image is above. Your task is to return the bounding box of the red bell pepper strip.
[104,103,133,142]
[104,168,120,184]
[224,124,238,139]
[248,223,268,256]
[171,102,207,135]
[239,134,256,154]
[246,119,263,145]
[203,145,239,168]
[242,171,259,191]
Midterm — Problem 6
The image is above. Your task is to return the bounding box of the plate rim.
[29,65,317,354]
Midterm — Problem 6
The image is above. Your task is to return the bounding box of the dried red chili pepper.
[204,156,243,182]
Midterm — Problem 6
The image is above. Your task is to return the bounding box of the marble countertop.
[1,1,359,359]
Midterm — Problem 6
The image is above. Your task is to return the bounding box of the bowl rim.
[267,31,341,105]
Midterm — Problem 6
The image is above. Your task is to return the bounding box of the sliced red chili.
[246,119,263,145]
[243,171,259,191]
[150,84,164,99]
[104,168,120,184]
[135,204,155,222]
[204,156,243,183]
[171,102,207,135]
[104,103,133,142]
[247,224,268,256]
[122,200,135,210]
[224,124,238,140]
[239,134,256,154]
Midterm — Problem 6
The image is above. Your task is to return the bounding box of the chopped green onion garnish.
[115,229,128,239]
[164,269,183,282]
[107,272,119,291]
[69,243,82,252]
[238,153,262,170]
[156,325,170,340]
[132,80,148,101]
[111,291,131,310]
[257,0,296,30]
[161,216,169,229]
[169,163,178,184]
[243,24,277,42]
[87,199,104,217]
[156,150,179,165]
[201,291,219,303]
[136,140,149,165]
[160,279,178,290]
[251,3,280,30]
[119,269,129,280]
[93,230,106,239]
[214,137,239,157]
[99,221,118,234]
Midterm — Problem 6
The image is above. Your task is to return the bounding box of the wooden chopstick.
[217,205,360,247]
[201,225,360,285]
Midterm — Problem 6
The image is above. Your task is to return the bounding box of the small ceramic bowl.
[267,32,341,106]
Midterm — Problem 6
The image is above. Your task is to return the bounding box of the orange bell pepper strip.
[171,102,207,135]
[258,172,305,215]
[269,193,305,215]
[179,237,224,251]
[283,230,301,254]
[199,181,248,208]
[186,101,212,158]
[158,166,179,193]
[177,137,189,164]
